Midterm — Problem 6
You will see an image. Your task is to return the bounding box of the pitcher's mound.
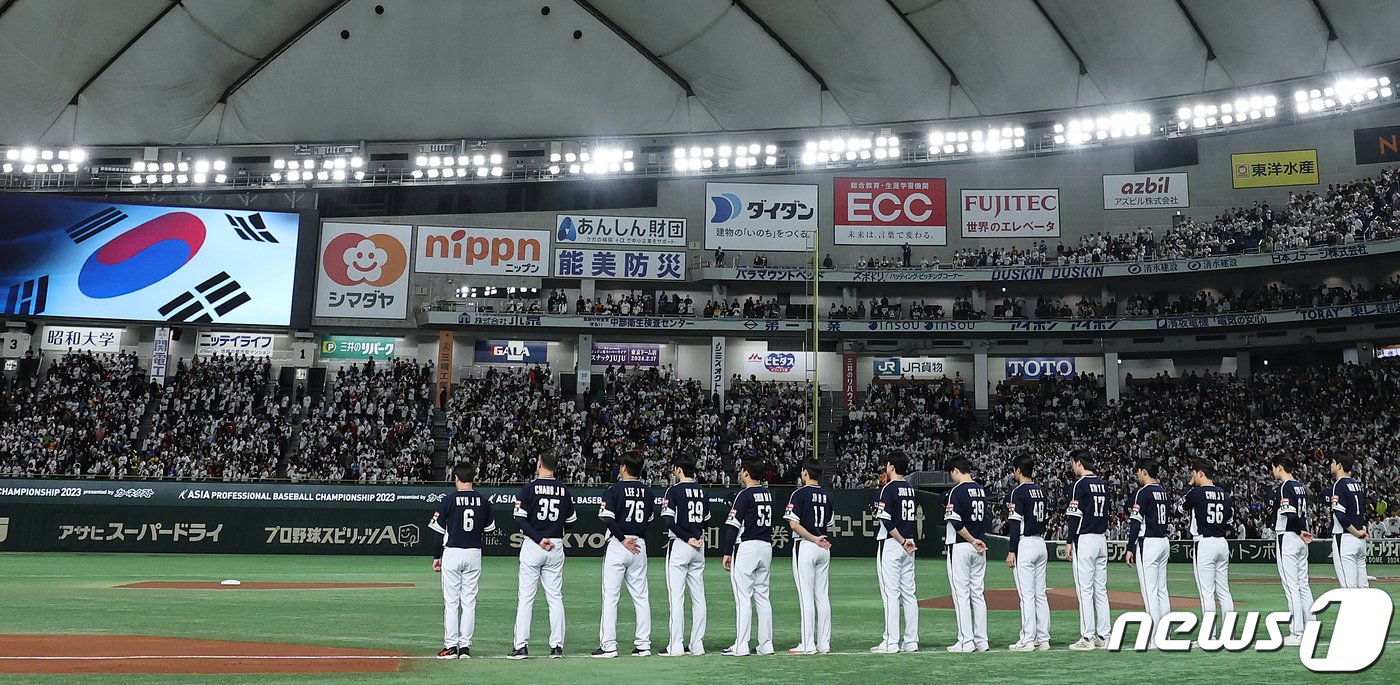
[920,588,1201,611]
[116,582,414,590]
[0,635,402,675]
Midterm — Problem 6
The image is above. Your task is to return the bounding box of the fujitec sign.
[960,189,1060,238]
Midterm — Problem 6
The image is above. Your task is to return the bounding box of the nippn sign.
[415,226,549,276]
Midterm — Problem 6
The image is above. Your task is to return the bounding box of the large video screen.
[0,194,306,326]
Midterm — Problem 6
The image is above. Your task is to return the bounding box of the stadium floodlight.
[548,164,560,175]
[673,146,686,159]
[800,151,817,165]
[471,154,485,166]
[213,159,227,171]
[70,149,86,163]
[214,173,227,183]
[316,170,329,181]
[194,160,211,173]
[735,156,748,168]
[550,152,561,163]
[427,156,440,167]
[288,170,303,181]
[333,158,347,169]
[971,141,985,153]
[956,143,968,153]
[132,160,146,172]
[426,168,439,178]
[20,148,36,162]
[489,153,502,165]
[175,174,188,183]
[623,161,635,172]
[160,162,173,172]
[35,163,48,173]
[351,171,363,181]
[0,163,10,173]
[623,149,634,159]
[718,145,732,158]
[582,162,596,174]
[40,149,53,160]
[350,157,364,168]
[409,169,422,179]
[269,172,282,182]
[415,155,428,166]
[3,149,15,161]
[145,173,157,184]
[129,174,141,184]
[766,155,778,166]
[1053,134,1066,144]
[701,159,713,169]
[160,174,173,184]
[332,169,347,181]
[476,167,488,177]
[875,148,888,160]
[273,158,286,169]
[607,161,620,173]
[674,159,688,171]
[688,146,701,158]
[568,163,581,174]
[66,163,78,172]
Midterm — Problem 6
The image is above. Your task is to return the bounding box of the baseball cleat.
[549,646,563,659]
[901,644,920,653]
[657,648,685,657]
[788,647,815,655]
[1008,642,1035,652]
[869,644,899,654]
[1034,642,1050,652]
[631,648,651,657]
[975,643,990,652]
[506,646,529,660]
[688,649,705,656]
[1068,638,1096,651]
[436,646,459,659]
[591,648,617,659]
[1283,636,1303,646]
[1093,637,1108,649]
[720,647,747,657]
[946,644,975,653]
[459,647,471,659]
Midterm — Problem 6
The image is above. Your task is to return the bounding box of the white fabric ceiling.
[1,0,1396,146]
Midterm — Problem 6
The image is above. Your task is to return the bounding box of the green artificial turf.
[0,552,1394,684]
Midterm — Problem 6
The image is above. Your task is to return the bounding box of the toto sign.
[1006,357,1076,380]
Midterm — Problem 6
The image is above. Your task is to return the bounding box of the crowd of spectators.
[143,355,288,481]
[289,359,435,483]
[943,362,1400,541]
[445,364,583,484]
[830,379,973,488]
[0,351,153,478]
[575,291,697,317]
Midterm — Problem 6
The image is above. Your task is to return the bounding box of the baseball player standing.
[1005,455,1050,652]
[1179,460,1234,639]
[785,459,833,655]
[593,451,655,658]
[722,459,776,657]
[660,458,708,657]
[872,452,920,654]
[1328,450,1369,588]
[1125,458,1171,647]
[430,462,496,659]
[508,452,577,659]
[1271,456,1315,646]
[1065,449,1111,651]
[944,457,989,654]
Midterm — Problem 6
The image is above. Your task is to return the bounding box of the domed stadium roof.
[2,0,1395,146]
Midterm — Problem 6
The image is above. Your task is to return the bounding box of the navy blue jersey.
[784,485,832,539]
[429,489,496,558]
[1066,475,1110,544]
[1330,477,1367,534]
[723,485,775,553]
[1006,482,1047,549]
[875,479,917,541]
[944,481,988,545]
[513,477,577,543]
[1273,479,1308,534]
[1126,483,1170,548]
[600,479,655,541]
[662,481,709,543]
[1180,485,1233,538]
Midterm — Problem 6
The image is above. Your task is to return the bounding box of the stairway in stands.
[431,408,450,480]
[817,390,849,484]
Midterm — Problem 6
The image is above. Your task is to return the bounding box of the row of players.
[426,449,1370,658]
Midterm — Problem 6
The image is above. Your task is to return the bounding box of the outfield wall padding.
[0,479,942,558]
